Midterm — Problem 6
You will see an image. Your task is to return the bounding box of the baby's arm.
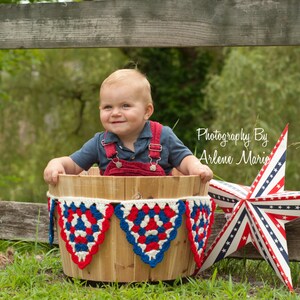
[176,155,213,183]
[44,156,83,185]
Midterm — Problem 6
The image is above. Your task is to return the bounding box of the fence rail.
[1,1,300,49]
[1,200,300,261]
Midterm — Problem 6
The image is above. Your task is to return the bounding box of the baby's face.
[99,83,153,142]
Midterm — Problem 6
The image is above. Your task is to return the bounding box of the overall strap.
[101,132,117,159]
[148,121,163,160]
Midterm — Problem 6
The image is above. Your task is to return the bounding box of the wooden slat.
[1,1,300,49]
[1,200,300,261]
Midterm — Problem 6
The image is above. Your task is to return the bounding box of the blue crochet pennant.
[48,196,56,245]
[115,199,185,268]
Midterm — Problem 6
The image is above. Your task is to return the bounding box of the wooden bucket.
[49,169,209,282]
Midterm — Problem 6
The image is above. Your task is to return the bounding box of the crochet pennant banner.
[115,199,185,268]
[56,198,114,269]
[185,197,216,268]
[48,195,214,270]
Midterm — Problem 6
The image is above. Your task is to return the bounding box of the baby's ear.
[144,103,154,120]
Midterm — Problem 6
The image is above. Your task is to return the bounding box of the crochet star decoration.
[199,125,300,291]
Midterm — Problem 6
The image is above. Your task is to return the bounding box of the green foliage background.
[203,47,300,188]
[0,46,300,202]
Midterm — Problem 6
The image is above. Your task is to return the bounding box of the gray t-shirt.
[70,121,192,175]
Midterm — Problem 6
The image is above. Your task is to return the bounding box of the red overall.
[101,121,166,176]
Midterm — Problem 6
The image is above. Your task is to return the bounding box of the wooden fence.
[1,0,300,261]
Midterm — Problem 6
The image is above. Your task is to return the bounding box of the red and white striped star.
[199,125,300,292]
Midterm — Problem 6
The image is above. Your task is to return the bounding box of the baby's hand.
[195,164,213,183]
[43,159,66,185]
[178,155,213,183]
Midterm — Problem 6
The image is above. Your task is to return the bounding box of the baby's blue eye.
[122,103,130,108]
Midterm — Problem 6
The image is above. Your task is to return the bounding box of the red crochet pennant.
[185,197,216,268]
[57,199,114,269]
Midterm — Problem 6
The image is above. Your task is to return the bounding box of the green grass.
[0,240,300,300]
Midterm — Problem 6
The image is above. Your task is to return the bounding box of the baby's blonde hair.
[100,69,153,104]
